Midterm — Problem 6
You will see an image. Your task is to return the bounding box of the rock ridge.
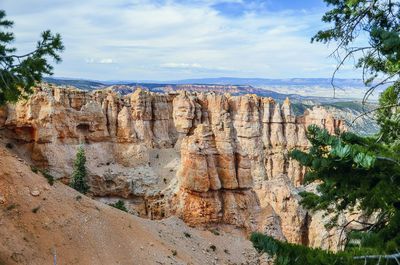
[0,84,346,250]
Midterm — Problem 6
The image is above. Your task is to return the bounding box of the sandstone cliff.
[0,84,347,250]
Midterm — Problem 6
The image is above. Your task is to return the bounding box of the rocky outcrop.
[256,175,310,244]
[0,84,347,250]
[0,106,7,127]
[176,124,259,229]
[303,106,344,135]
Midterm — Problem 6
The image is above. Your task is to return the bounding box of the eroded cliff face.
[0,84,346,250]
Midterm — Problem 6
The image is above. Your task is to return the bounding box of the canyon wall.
[0,84,346,250]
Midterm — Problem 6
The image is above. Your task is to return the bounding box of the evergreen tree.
[251,1,400,263]
[311,0,400,101]
[0,10,64,105]
[376,83,400,148]
[291,123,400,251]
[252,116,400,264]
[70,146,89,194]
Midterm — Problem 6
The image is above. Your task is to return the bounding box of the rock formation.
[0,84,347,250]
[175,124,259,229]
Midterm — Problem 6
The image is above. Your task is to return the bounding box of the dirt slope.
[0,146,260,265]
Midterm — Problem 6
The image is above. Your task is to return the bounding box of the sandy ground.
[0,144,262,265]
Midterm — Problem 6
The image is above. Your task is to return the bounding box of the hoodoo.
[1,85,347,250]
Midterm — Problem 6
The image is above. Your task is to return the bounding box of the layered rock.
[176,124,259,229]
[0,84,347,250]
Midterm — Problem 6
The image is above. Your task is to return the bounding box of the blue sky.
[1,0,358,81]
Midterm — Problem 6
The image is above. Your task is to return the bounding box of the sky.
[1,0,359,81]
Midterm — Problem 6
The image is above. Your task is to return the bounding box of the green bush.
[109,200,128,212]
[42,170,55,186]
[70,146,89,194]
[250,233,383,265]
[30,166,55,186]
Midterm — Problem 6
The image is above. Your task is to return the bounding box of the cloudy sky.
[2,0,358,81]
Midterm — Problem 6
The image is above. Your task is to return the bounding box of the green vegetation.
[30,166,55,185]
[41,170,55,186]
[307,0,400,255]
[109,200,128,212]
[291,124,399,221]
[292,101,376,118]
[252,1,400,263]
[209,229,220,236]
[293,124,399,243]
[376,83,400,146]
[31,206,40,214]
[30,165,38,174]
[0,10,63,105]
[312,0,400,100]
[324,101,368,113]
[252,233,366,265]
[70,146,89,194]
[6,204,16,211]
[253,94,400,263]
[291,103,312,116]
[253,93,400,264]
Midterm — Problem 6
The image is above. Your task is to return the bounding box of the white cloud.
[160,63,203,69]
[85,58,115,64]
[99,58,114,64]
[159,62,234,73]
[0,0,360,80]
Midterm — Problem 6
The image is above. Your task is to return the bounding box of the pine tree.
[70,146,89,194]
[376,83,400,148]
[251,1,400,258]
[312,0,400,100]
[253,84,400,263]
[251,115,400,264]
[0,10,64,105]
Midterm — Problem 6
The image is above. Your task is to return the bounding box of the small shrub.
[6,204,16,211]
[109,200,128,212]
[184,232,191,238]
[32,206,40,213]
[224,249,230,254]
[30,166,55,185]
[210,245,216,252]
[171,250,177,256]
[30,166,38,174]
[75,195,82,201]
[210,229,220,236]
[41,171,54,186]
[5,143,13,149]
